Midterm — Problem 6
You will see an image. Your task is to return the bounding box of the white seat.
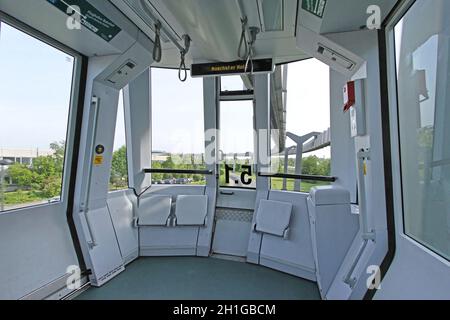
[254,200,293,238]
[138,195,172,226]
[174,195,208,226]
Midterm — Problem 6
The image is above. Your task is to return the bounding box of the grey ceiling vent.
[317,44,356,71]
[106,60,137,85]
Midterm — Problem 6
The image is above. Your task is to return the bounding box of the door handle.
[220,191,234,196]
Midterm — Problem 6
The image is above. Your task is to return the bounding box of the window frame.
[0,12,84,213]
[385,0,450,263]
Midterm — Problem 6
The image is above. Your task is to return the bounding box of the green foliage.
[301,156,331,176]
[7,141,65,199]
[8,163,37,188]
[110,146,129,190]
[271,178,329,193]
[418,126,434,149]
[4,190,42,205]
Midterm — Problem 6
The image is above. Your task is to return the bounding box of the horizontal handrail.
[258,172,337,182]
[220,89,254,96]
[143,168,213,175]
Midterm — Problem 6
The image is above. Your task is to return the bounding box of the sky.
[0,22,73,151]
[1,20,330,159]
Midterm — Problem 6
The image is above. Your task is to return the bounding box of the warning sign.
[302,0,327,18]
[47,0,122,42]
[94,155,104,166]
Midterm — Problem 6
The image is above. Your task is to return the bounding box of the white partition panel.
[258,191,316,281]
[107,190,138,265]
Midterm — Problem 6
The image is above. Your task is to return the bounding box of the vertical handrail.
[343,149,375,287]
[80,96,100,248]
[357,149,375,240]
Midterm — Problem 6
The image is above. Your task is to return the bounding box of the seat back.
[174,195,208,226]
[138,195,172,226]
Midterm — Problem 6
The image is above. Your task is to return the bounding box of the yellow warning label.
[363,161,367,176]
[94,155,104,166]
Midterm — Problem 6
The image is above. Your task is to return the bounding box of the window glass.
[151,68,206,185]
[0,22,74,212]
[109,90,128,191]
[270,59,331,193]
[219,100,256,188]
[221,75,246,92]
[394,0,450,260]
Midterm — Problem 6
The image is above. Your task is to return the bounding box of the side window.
[270,59,331,193]
[394,0,450,260]
[151,68,206,185]
[109,90,129,191]
[0,22,75,212]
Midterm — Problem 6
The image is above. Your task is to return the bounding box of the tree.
[7,141,66,198]
[110,146,128,189]
[8,163,36,188]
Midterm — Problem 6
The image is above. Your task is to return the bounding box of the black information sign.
[47,0,122,42]
[191,59,274,77]
[95,145,105,155]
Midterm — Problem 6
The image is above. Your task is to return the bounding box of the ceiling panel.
[320,0,398,34]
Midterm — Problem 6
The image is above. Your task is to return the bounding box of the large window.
[270,59,331,193]
[219,100,255,188]
[151,68,206,185]
[109,90,128,191]
[394,0,450,260]
[0,21,75,212]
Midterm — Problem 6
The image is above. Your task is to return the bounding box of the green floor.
[76,257,321,300]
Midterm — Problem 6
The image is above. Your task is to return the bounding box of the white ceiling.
[320,0,398,34]
[0,0,400,67]
[112,0,400,68]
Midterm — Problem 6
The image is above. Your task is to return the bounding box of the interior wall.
[107,190,139,265]
[375,0,450,299]
[0,204,79,299]
[330,71,357,203]
[325,29,389,299]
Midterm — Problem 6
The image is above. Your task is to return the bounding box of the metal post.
[0,165,4,212]
[283,146,294,190]
[294,144,304,192]
[286,132,320,192]
[0,159,13,212]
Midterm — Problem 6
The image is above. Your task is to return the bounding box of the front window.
[151,68,206,185]
[219,100,255,188]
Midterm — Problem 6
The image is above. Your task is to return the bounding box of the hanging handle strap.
[178,35,191,82]
[238,17,248,59]
[153,21,162,62]
[179,51,187,82]
[244,27,259,75]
